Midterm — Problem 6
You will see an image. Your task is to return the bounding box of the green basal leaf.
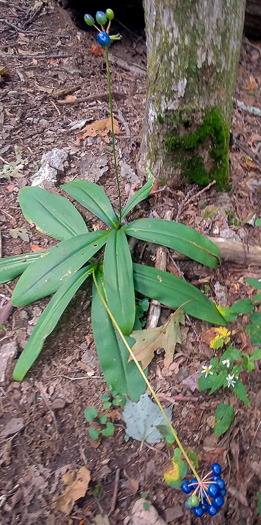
[157,425,175,444]
[214,403,234,437]
[13,265,94,381]
[12,231,110,306]
[103,229,135,335]
[230,298,254,314]
[19,186,88,240]
[251,312,261,325]
[221,346,241,362]
[89,427,100,440]
[216,305,237,323]
[124,218,220,268]
[84,406,98,422]
[209,371,227,395]
[245,278,261,290]
[187,449,199,468]
[254,292,261,301]
[0,251,46,284]
[233,380,250,406]
[101,422,115,437]
[121,168,154,220]
[246,324,261,346]
[210,357,219,368]
[133,263,226,325]
[61,180,119,229]
[91,270,146,401]
[198,373,216,391]
[250,348,261,361]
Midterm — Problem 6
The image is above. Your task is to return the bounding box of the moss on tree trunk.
[139,0,246,189]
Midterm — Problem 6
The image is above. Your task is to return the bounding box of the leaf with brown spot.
[54,466,91,514]
[130,309,185,369]
[78,117,121,143]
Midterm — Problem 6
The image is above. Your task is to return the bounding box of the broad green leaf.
[221,346,241,362]
[133,263,226,325]
[251,312,261,324]
[187,449,199,468]
[84,406,98,422]
[91,270,146,401]
[242,354,255,372]
[254,292,261,300]
[122,393,173,443]
[230,298,254,314]
[251,348,261,360]
[103,229,135,335]
[246,324,261,346]
[233,380,250,406]
[214,403,234,437]
[61,180,119,229]
[13,265,93,381]
[124,219,220,268]
[0,251,46,283]
[245,278,261,290]
[256,218,261,226]
[121,168,154,220]
[89,427,99,440]
[12,231,110,306]
[19,187,88,240]
[164,456,187,488]
[198,373,216,391]
[217,305,237,323]
[209,371,227,395]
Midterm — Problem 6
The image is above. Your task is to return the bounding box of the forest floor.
[0,1,261,524]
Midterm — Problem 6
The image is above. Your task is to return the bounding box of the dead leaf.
[245,155,261,171]
[124,477,139,495]
[9,228,29,242]
[1,417,24,437]
[90,44,104,56]
[65,95,76,102]
[31,244,45,252]
[54,466,91,514]
[181,371,201,392]
[130,310,185,369]
[94,515,110,525]
[78,117,121,143]
[244,75,258,91]
[127,498,166,525]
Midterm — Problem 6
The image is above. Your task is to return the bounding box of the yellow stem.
[92,271,200,482]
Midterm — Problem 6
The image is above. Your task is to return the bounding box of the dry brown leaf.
[65,95,76,102]
[127,498,166,524]
[90,43,104,56]
[54,466,91,514]
[244,75,258,91]
[31,244,45,252]
[245,155,261,171]
[78,117,121,142]
[130,310,185,369]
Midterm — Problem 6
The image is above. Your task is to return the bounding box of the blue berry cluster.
[84,9,121,48]
[181,463,226,517]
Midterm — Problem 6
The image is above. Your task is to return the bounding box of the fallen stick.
[234,99,261,117]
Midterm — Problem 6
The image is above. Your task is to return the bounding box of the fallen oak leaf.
[54,466,91,514]
[78,116,121,142]
[30,244,45,252]
[130,309,185,369]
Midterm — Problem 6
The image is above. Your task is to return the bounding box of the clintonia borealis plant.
[0,8,229,517]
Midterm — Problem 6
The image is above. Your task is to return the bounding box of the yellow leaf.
[164,458,180,484]
[78,116,121,142]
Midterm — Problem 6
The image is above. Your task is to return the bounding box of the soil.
[0,2,261,525]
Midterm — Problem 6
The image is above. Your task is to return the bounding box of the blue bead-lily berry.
[97,31,111,48]
[182,463,227,518]
[84,14,95,26]
[96,10,107,25]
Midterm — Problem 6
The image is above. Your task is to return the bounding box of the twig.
[175,180,216,222]
[23,3,43,29]
[108,468,120,516]
[233,137,261,170]
[57,91,126,105]
[234,99,261,117]
[109,54,146,75]
[50,99,61,116]
[1,53,71,59]
[0,19,38,34]
[35,381,59,437]
[117,109,130,137]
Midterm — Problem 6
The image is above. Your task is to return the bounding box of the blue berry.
[190,477,198,487]
[185,499,193,510]
[181,480,192,494]
[208,483,219,498]
[220,488,227,497]
[216,478,226,490]
[194,506,204,517]
[212,462,222,475]
[212,496,224,509]
[97,32,111,47]
[96,10,107,25]
[84,14,95,26]
[208,505,218,516]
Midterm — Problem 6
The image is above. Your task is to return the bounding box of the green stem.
[92,270,200,482]
[105,46,122,221]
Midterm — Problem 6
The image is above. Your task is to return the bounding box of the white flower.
[201,365,213,378]
[222,359,230,368]
[226,374,236,388]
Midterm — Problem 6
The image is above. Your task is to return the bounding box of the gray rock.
[31,148,70,188]
[0,341,18,385]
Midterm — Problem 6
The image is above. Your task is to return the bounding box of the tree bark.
[139,0,246,189]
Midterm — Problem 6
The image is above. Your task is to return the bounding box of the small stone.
[52,398,66,410]
[1,417,25,437]
[0,342,18,385]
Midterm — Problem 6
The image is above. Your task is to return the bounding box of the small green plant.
[84,405,115,440]
[101,389,126,409]
[0,145,28,179]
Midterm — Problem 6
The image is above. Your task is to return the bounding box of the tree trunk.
[139,0,246,189]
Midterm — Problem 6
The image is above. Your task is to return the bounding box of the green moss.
[157,114,164,124]
[202,205,218,219]
[165,107,231,190]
